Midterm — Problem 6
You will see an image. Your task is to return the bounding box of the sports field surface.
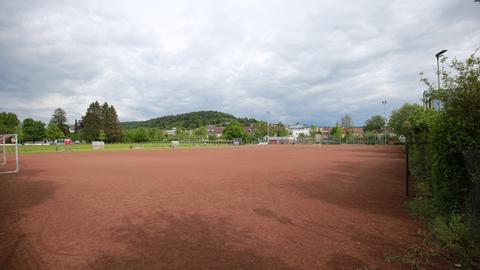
[1,145,421,269]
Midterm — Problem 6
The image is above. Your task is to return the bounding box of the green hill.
[121,111,258,130]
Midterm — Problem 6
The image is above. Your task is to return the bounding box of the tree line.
[1,103,292,144]
[122,110,257,130]
[0,101,122,143]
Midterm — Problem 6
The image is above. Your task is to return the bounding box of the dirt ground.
[0,145,423,269]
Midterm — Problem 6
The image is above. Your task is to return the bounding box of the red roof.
[208,127,224,135]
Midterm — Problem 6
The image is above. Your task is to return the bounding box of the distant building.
[267,136,295,144]
[318,127,364,139]
[243,125,255,134]
[165,128,177,136]
[288,124,310,139]
[207,126,224,138]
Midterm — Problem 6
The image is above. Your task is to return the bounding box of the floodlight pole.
[435,49,447,90]
[382,100,387,145]
[1,136,5,165]
[265,111,271,139]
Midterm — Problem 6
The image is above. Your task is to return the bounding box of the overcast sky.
[0,0,479,126]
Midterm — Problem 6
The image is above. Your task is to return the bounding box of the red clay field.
[1,145,423,269]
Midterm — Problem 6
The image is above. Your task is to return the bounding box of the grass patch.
[18,142,233,154]
[385,245,439,270]
[403,194,480,269]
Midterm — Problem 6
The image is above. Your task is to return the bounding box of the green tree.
[132,128,148,142]
[174,127,190,141]
[22,118,46,142]
[46,123,65,140]
[309,125,318,138]
[389,103,423,137]
[193,126,208,140]
[102,103,122,142]
[81,101,103,142]
[0,112,20,134]
[98,130,107,141]
[253,121,268,139]
[50,108,69,136]
[363,115,385,133]
[272,122,289,136]
[15,125,24,142]
[222,121,245,140]
[331,123,343,142]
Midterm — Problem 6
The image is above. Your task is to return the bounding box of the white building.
[165,128,176,136]
[288,124,310,139]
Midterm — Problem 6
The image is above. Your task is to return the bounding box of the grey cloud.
[0,0,479,126]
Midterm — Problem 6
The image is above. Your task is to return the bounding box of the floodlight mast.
[1,135,5,165]
[265,111,270,139]
[435,50,447,90]
[382,100,387,145]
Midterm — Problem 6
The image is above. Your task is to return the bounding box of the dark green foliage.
[49,108,69,136]
[22,118,46,142]
[363,115,385,133]
[403,52,480,267]
[222,121,245,140]
[121,111,257,130]
[253,121,268,138]
[46,123,65,140]
[101,103,123,142]
[81,101,103,142]
[331,123,342,141]
[389,103,424,137]
[124,128,149,143]
[0,112,20,134]
[192,126,208,140]
[272,123,289,137]
[81,101,122,142]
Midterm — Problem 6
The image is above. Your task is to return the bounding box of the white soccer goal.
[0,134,19,174]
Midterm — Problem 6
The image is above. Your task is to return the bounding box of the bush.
[400,51,480,267]
[432,214,480,267]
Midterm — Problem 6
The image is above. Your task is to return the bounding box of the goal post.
[0,134,19,174]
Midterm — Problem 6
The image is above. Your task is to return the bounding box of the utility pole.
[265,111,270,139]
[382,100,387,145]
[435,50,447,90]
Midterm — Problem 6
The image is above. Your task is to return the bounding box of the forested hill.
[121,111,258,129]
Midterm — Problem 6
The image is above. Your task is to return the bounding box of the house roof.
[288,124,308,129]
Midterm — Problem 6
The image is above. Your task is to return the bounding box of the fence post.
[406,142,410,197]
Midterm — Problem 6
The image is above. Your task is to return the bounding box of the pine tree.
[108,105,122,142]
[81,102,103,141]
[80,101,122,142]
[50,108,69,136]
[101,102,122,142]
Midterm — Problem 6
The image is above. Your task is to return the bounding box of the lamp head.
[435,49,448,58]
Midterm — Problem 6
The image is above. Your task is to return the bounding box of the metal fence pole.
[406,142,410,197]
[1,136,6,165]
[15,134,19,173]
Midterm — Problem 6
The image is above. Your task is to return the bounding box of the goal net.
[0,134,19,174]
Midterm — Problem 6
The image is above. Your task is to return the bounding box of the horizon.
[1,1,479,126]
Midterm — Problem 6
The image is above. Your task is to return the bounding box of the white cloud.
[0,0,479,126]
